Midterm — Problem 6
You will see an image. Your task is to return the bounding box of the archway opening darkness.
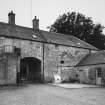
[19,57,42,83]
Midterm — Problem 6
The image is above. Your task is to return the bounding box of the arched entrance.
[19,57,42,83]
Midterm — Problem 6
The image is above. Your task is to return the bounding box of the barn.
[0,11,98,85]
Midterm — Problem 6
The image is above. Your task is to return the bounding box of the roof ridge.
[0,22,33,30]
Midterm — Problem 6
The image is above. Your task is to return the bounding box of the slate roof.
[0,22,44,41]
[0,22,98,50]
[40,30,98,50]
[76,51,105,66]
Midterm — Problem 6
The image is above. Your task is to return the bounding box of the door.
[96,67,102,85]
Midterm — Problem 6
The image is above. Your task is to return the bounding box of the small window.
[55,44,59,50]
[32,35,37,38]
[60,60,64,64]
[77,43,80,45]
[97,67,102,77]
[14,47,21,56]
[79,69,83,72]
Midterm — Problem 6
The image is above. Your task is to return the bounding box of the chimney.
[8,11,15,25]
[32,16,39,30]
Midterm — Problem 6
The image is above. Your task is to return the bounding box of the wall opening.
[19,57,42,83]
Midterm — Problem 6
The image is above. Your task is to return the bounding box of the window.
[60,60,64,64]
[14,47,21,56]
[55,44,59,50]
[97,67,102,77]
[32,35,37,38]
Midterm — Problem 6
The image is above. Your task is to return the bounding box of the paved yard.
[0,84,105,105]
[52,83,100,88]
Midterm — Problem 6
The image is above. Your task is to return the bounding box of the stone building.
[0,11,99,85]
[76,51,105,86]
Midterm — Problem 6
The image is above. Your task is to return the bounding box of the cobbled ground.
[0,84,105,105]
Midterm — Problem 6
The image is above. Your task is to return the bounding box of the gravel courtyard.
[0,84,105,105]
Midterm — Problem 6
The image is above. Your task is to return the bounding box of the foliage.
[49,12,105,50]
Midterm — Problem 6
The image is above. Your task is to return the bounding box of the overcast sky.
[0,0,105,33]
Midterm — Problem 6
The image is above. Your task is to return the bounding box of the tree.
[88,24,105,49]
[49,12,105,50]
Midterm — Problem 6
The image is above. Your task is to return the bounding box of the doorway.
[96,67,102,85]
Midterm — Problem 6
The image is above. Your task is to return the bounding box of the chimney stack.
[8,11,15,25]
[32,16,39,30]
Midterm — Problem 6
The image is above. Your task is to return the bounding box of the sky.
[0,0,105,33]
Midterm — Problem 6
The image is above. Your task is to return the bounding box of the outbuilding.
[76,51,105,86]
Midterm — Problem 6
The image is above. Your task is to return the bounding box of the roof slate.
[0,22,44,41]
[0,22,98,50]
[76,51,105,66]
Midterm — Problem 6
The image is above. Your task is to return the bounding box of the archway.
[19,57,42,83]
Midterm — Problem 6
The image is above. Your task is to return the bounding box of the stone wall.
[77,66,92,84]
[44,43,90,82]
[0,37,98,84]
[0,53,17,85]
[0,37,43,84]
[78,65,105,86]
[0,37,43,60]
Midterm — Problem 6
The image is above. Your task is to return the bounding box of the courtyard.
[0,83,105,105]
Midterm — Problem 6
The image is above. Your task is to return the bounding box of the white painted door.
[96,68,102,85]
